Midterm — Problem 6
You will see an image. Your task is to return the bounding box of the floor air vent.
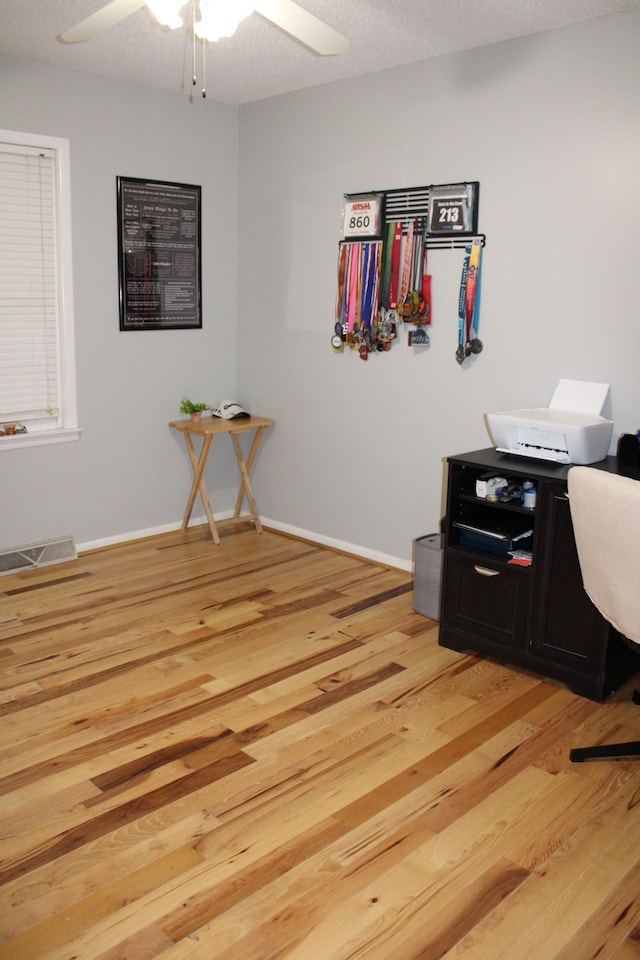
[0,537,77,577]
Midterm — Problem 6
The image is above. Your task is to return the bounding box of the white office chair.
[568,465,640,762]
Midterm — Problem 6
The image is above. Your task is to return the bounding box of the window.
[0,129,79,450]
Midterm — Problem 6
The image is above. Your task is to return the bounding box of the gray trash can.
[413,533,443,620]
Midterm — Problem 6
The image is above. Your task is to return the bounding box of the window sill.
[0,427,82,451]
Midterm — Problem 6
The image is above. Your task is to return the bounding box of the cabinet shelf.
[457,492,535,516]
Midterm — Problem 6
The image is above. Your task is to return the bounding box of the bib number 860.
[342,195,383,238]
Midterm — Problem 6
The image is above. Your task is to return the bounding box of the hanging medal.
[408,220,428,345]
[358,243,370,360]
[378,221,400,343]
[466,239,483,355]
[422,223,432,326]
[398,219,414,319]
[456,247,470,364]
[333,243,348,351]
[456,239,483,364]
[379,221,394,308]
[410,219,424,322]
[388,221,403,311]
[350,244,360,332]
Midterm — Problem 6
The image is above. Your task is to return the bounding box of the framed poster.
[117,176,202,330]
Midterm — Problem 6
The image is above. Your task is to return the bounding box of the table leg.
[181,433,220,545]
[230,429,264,533]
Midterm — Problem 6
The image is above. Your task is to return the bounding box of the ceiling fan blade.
[59,0,147,43]
[253,0,350,56]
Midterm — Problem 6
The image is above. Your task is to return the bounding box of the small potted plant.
[179,397,211,422]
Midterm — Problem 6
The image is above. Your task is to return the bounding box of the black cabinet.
[438,448,640,701]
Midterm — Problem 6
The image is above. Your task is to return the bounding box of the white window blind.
[0,130,78,447]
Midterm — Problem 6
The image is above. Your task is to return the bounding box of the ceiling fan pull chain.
[202,36,206,97]
[192,0,197,88]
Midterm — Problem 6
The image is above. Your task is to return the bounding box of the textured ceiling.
[1,0,638,104]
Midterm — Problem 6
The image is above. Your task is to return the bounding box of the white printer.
[485,379,613,465]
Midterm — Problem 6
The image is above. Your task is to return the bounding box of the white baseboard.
[77,514,411,572]
[253,517,411,572]
[76,513,213,554]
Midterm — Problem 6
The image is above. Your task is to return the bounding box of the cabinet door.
[529,481,608,673]
[441,551,530,650]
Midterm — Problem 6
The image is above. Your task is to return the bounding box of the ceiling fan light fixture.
[145,0,185,29]
[193,0,255,41]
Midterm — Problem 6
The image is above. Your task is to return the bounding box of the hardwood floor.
[1,524,640,960]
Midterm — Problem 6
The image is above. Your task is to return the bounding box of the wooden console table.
[169,415,274,544]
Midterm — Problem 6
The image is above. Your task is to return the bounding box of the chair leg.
[569,690,640,763]
[570,741,640,762]
[569,690,640,762]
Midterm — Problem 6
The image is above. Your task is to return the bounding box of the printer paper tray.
[496,446,570,464]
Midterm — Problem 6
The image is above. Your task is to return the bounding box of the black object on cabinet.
[439,448,640,701]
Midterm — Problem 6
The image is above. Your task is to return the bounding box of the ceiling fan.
[58,0,351,56]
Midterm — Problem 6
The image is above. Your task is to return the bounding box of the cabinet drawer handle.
[474,565,500,577]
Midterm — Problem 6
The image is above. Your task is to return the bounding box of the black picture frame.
[117,176,202,330]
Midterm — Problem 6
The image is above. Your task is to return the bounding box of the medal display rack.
[335,180,485,361]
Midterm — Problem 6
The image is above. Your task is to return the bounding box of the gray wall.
[1,8,638,567]
[238,9,640,568]
[0,56,240,549]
